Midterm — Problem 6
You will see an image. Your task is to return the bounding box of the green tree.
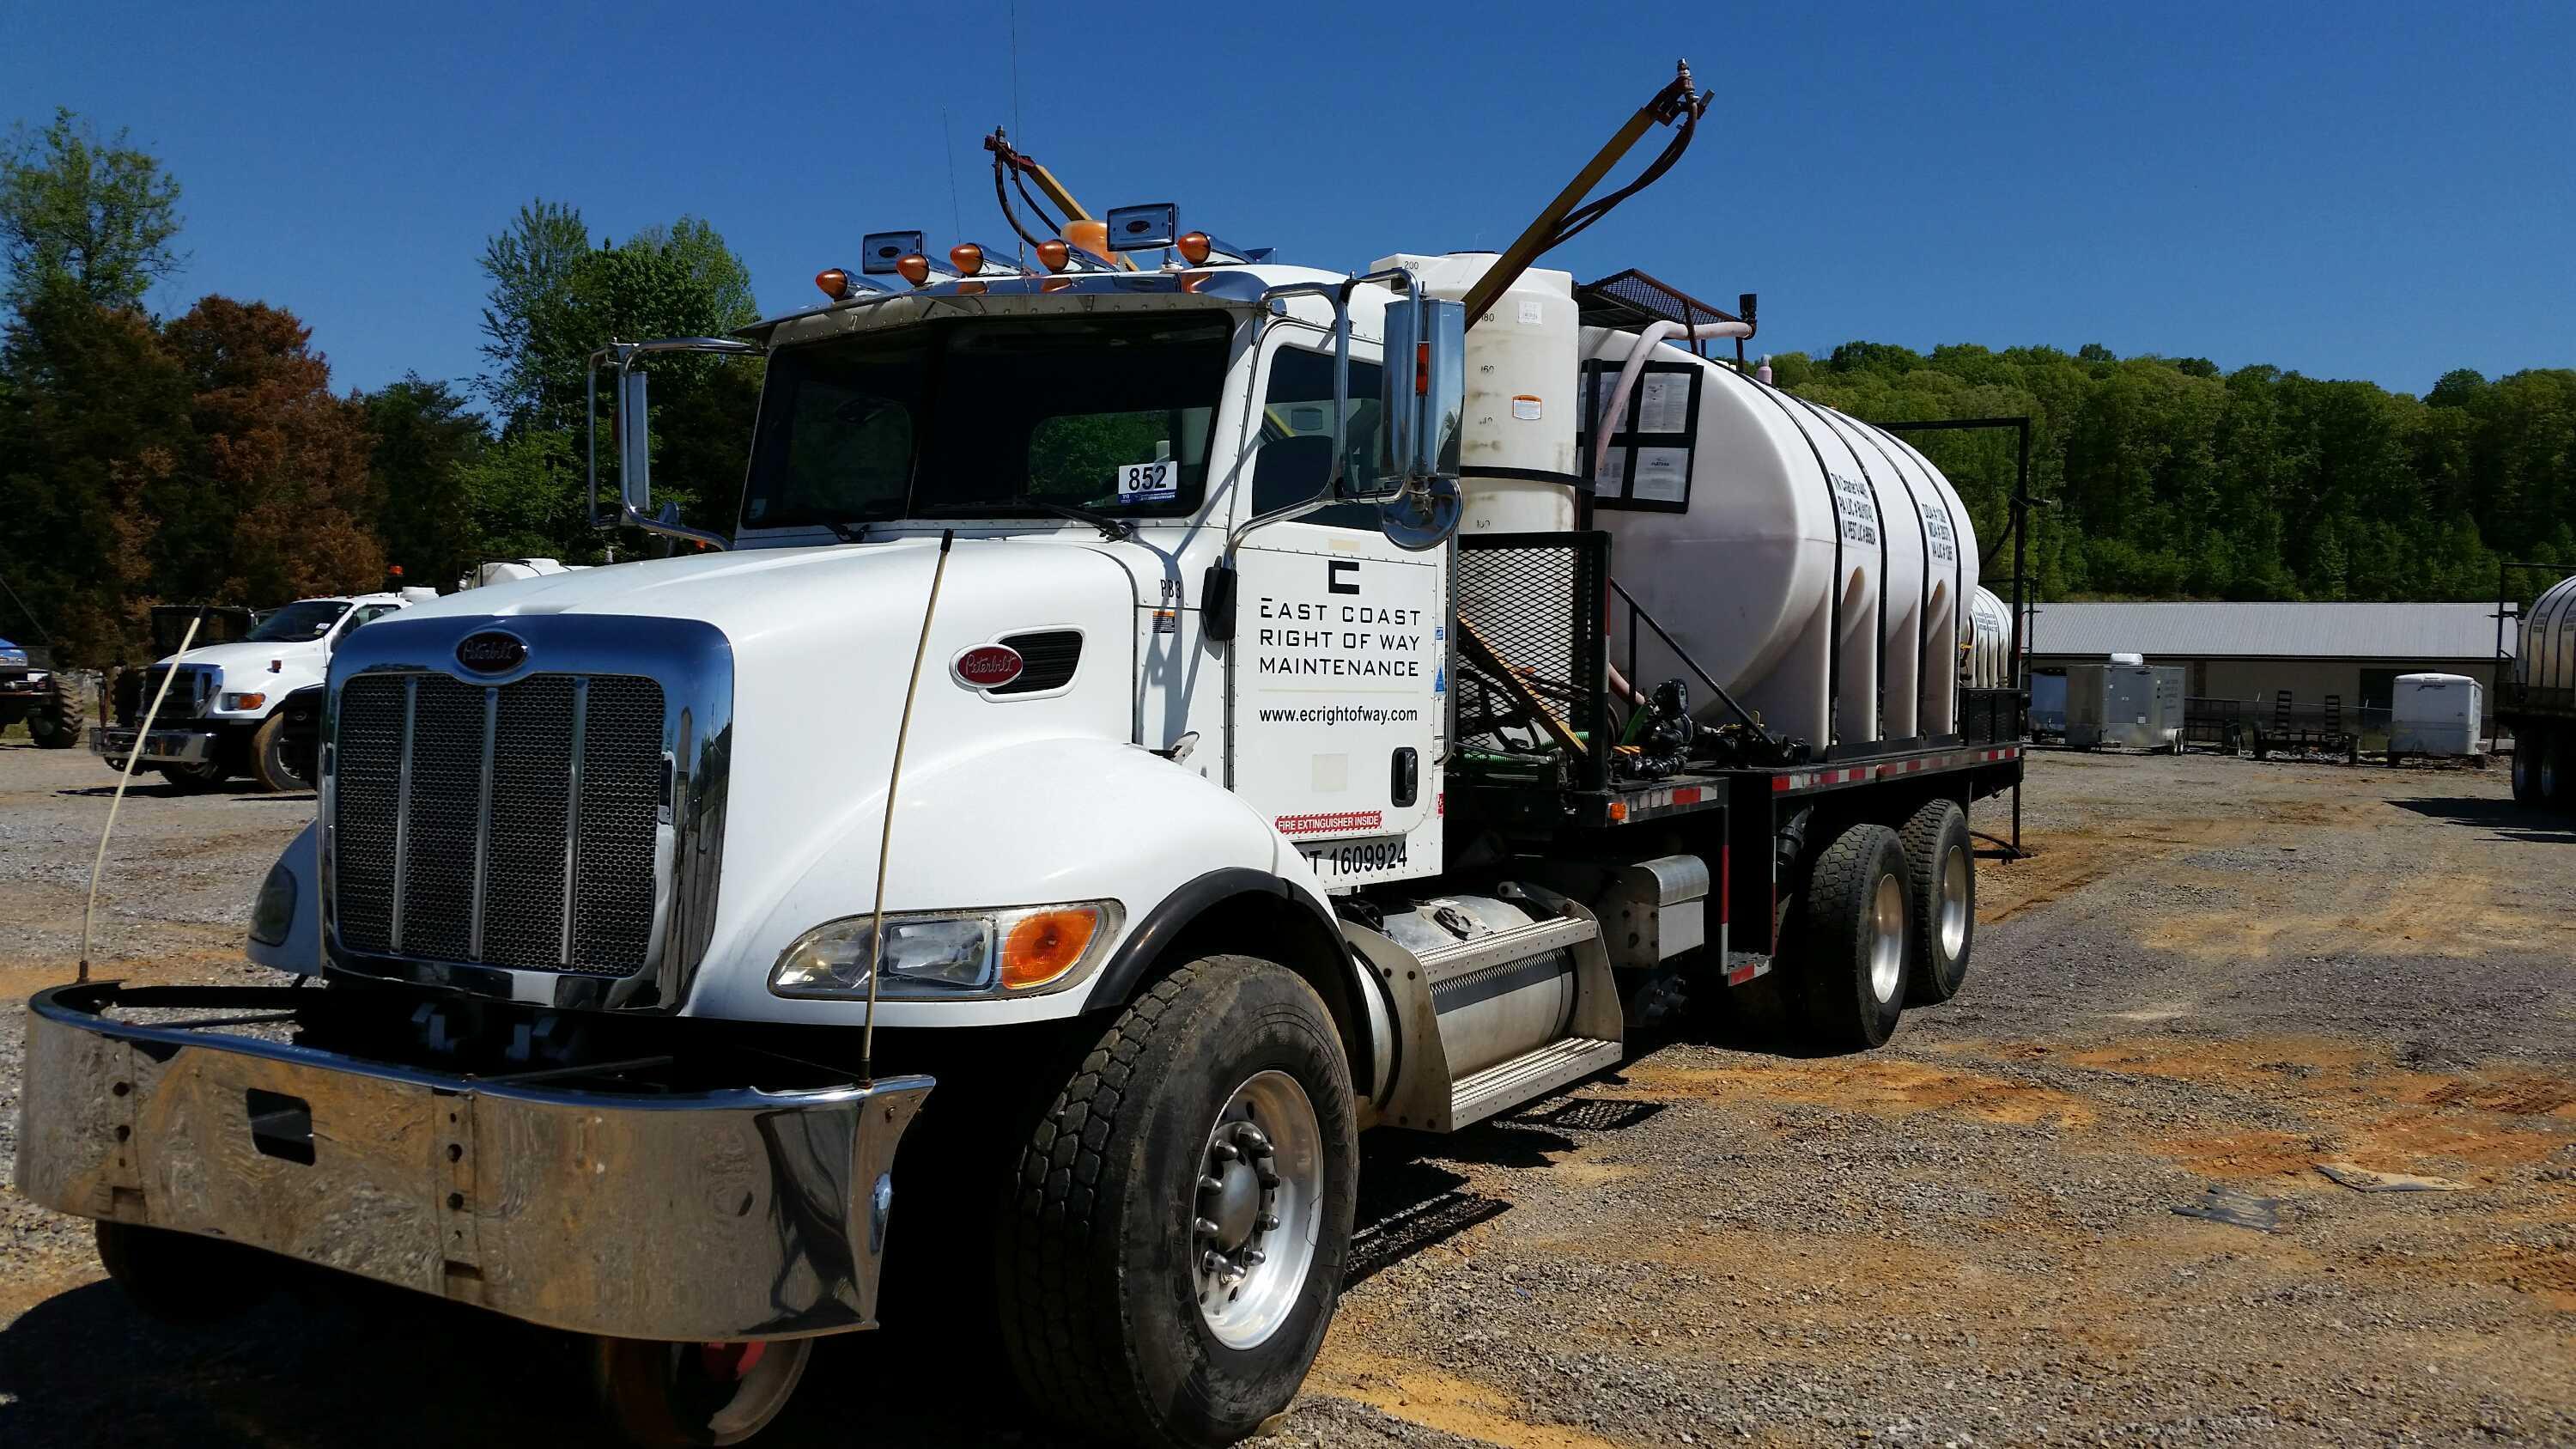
[363,374,489,588]
[0,108,184,314]
[473,204,763,542]
[0,277,191,662]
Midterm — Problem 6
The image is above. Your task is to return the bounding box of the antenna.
[941,107,966,238]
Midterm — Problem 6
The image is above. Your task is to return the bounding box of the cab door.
[1226,337,1445,888]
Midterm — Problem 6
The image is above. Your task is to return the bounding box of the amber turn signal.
[1000,908,1102,989]
[896,253,932,287]
[1036,239,1071,273]
[1176,231,1212,266]
[949,242,985,277]
[814,268,853,300]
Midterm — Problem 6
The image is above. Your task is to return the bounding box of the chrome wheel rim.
[1868,873,1905,1004]
[1191,1068,1321,1349]
[1939,844,1971,960]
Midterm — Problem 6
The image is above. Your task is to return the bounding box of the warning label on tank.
[1832,472,1880,547]
[1924,502,1957,564]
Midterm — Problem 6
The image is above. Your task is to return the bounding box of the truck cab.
[93,589,431,790]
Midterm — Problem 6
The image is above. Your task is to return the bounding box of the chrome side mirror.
[586,337,756,552]
[1377,295,1465,491]
[1370,296,1466,551]
[617,365,653,518]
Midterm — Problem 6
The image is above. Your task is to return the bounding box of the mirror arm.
[586,338,761,552]
[1230,270,1417,556]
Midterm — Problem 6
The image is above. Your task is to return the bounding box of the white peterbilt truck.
[91,588,438,790]
[20,68,2026,1449]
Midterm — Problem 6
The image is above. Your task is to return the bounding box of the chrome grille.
[333,671,667,977]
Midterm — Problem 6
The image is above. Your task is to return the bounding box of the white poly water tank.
[1964,585,2014,689]
[2519,574,2576,696]
[1373,253,1578,533]
[1586,336,1980,752]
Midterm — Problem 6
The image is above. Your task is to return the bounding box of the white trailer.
[2063,657,2185,752]
[20,66,2029,1449]
[2386,672,2483,764]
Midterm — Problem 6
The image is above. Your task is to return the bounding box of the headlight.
[770,902,1119,999]
[249,861,296,947]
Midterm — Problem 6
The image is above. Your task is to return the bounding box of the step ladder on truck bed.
[1345,885,1625,1134]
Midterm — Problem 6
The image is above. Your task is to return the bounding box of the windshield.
[246,600,349,642]
[741,312,1235,531]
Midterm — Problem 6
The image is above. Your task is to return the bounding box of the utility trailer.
[20,64,2028,1449]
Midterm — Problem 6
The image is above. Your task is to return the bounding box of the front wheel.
[248,711,307,791]
[29,675,86,749]
[95,1220,274,1324]
[591,1336,811,1447]
[996,957,1357,1449]
[155,760,228,792]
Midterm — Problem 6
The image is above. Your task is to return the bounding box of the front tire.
[156,760,228,792]
[248,711,307,791]
[591,1336,811,1447]
[996,957,1358,1449]
[1789,823,1912,1051]
[1898,801,1974,1006]
[29,675,85,748]
[2512,732,2543,805]
[95,1220,274,1324]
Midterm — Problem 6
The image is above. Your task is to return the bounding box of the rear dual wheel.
[1899,801,1975,1006]
[1790,824,1913,1051]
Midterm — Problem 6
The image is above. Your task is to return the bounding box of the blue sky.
[3,1,2568,401]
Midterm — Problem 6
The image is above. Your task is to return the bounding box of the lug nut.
[1194,1217,1222,1238]
[1257,1213,1279,1232]
[1202,1250,1228,1275]
[1212,1141,1238,1162]
[1242,1249,1266,1266]
[1199,1174,1225,1194]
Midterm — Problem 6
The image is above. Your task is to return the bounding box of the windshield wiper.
[945,496,1133,540]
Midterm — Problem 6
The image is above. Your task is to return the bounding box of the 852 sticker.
[1117,460,1178,503]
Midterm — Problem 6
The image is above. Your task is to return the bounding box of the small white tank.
[1964,585,2013,690]
[2519,574,2576,696]
[1584,336,1981,751]
[1373,253,1579,534]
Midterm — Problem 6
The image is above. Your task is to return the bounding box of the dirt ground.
[2,739,2571,1446]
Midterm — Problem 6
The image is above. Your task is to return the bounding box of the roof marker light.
[949,242,986,277]
[815,268,854,300]
[1036,239,1071,273]
[1176,232,1212,266]
[896,253,932,287]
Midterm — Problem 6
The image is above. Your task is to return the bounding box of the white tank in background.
[2518,573,2576,697]
[1580,331,1980,752]
[1963,585,2014,690]
[459,557,587,591]
[1374,253,1580,534]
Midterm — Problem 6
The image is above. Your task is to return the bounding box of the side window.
[1250,345,1383,527]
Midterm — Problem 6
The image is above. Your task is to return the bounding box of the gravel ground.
[3,739,2572,1446]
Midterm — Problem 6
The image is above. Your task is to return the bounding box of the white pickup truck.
[92,589,437,790]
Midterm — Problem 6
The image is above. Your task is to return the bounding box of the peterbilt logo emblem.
[952,644,1024,690]
[456,631,528,673]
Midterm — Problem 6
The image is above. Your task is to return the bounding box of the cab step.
[1449,1036,1623,1130]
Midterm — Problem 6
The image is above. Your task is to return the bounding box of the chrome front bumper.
[90,725,218,767]
[16,983,933,1342]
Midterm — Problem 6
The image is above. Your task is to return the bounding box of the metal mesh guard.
[1455,534,1607,764]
